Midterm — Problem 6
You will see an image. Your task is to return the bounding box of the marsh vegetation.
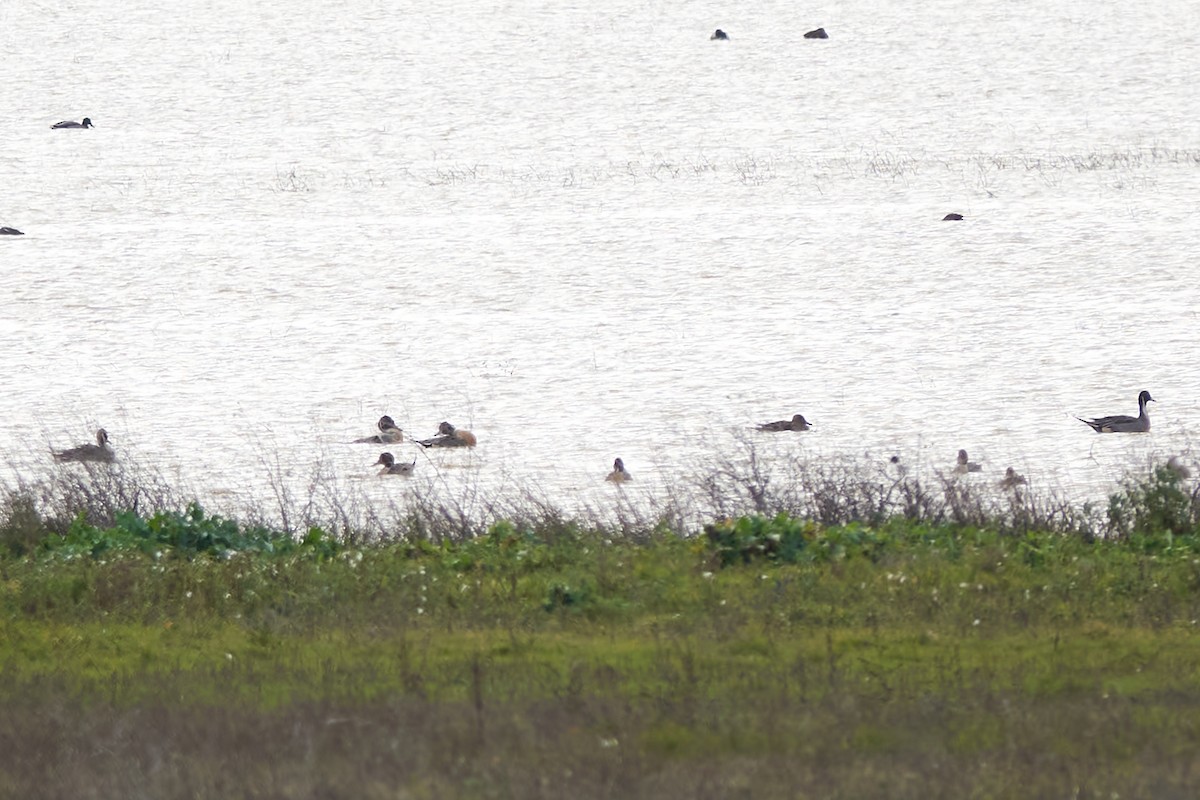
[1,455,1199,797]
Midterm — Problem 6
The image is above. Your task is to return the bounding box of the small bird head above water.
[955,449,982,473]
[375,452,415,474]
[607,458,632,483]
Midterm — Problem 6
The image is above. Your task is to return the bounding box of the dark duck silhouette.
[52,428,114,462]
[51,117,93,129]
[756,413,812,432]
[1077,390,1154,433]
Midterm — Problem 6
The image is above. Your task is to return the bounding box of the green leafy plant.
[704,513,818,566]
[45,503,340,560]
[1107,465,1200,549]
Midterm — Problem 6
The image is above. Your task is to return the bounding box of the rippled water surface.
[2,0,1198,521]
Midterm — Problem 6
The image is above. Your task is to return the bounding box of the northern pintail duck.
[53,428,114,463]
[954,449,982,474]
[0,227,23,235]
[606,458,632,483]
[375,452,415,475]
[757,413,812,432]
[711,29,729,40]
[354,415,404,444]
[417,421,477,448]
[1077,390,1154,433]
[999,467,1026,489]
[803,27,829,39]
[943,213,964,221]
[51,117,93,129]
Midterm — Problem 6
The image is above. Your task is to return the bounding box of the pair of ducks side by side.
[753,391,1153,438]
[904,450,1025,488]
[710,28,826,40]
[352,417,477,448]
[958,452,1029,489]
[52,428,114,463]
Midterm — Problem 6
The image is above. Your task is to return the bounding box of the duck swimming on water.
[52,428,114,463]
[999,467,1027,489]
[954,449,982,474]
[606,458,632,483]
[354,415,404,444]
[756,414,812,432]
[1077,390,1154,433]
[375,452,415,475]
[417,421,477,448]
[51,117,93,129]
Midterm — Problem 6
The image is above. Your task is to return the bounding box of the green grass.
[1,466,1200,797]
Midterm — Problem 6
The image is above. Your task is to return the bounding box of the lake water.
[2,0,1198,528]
